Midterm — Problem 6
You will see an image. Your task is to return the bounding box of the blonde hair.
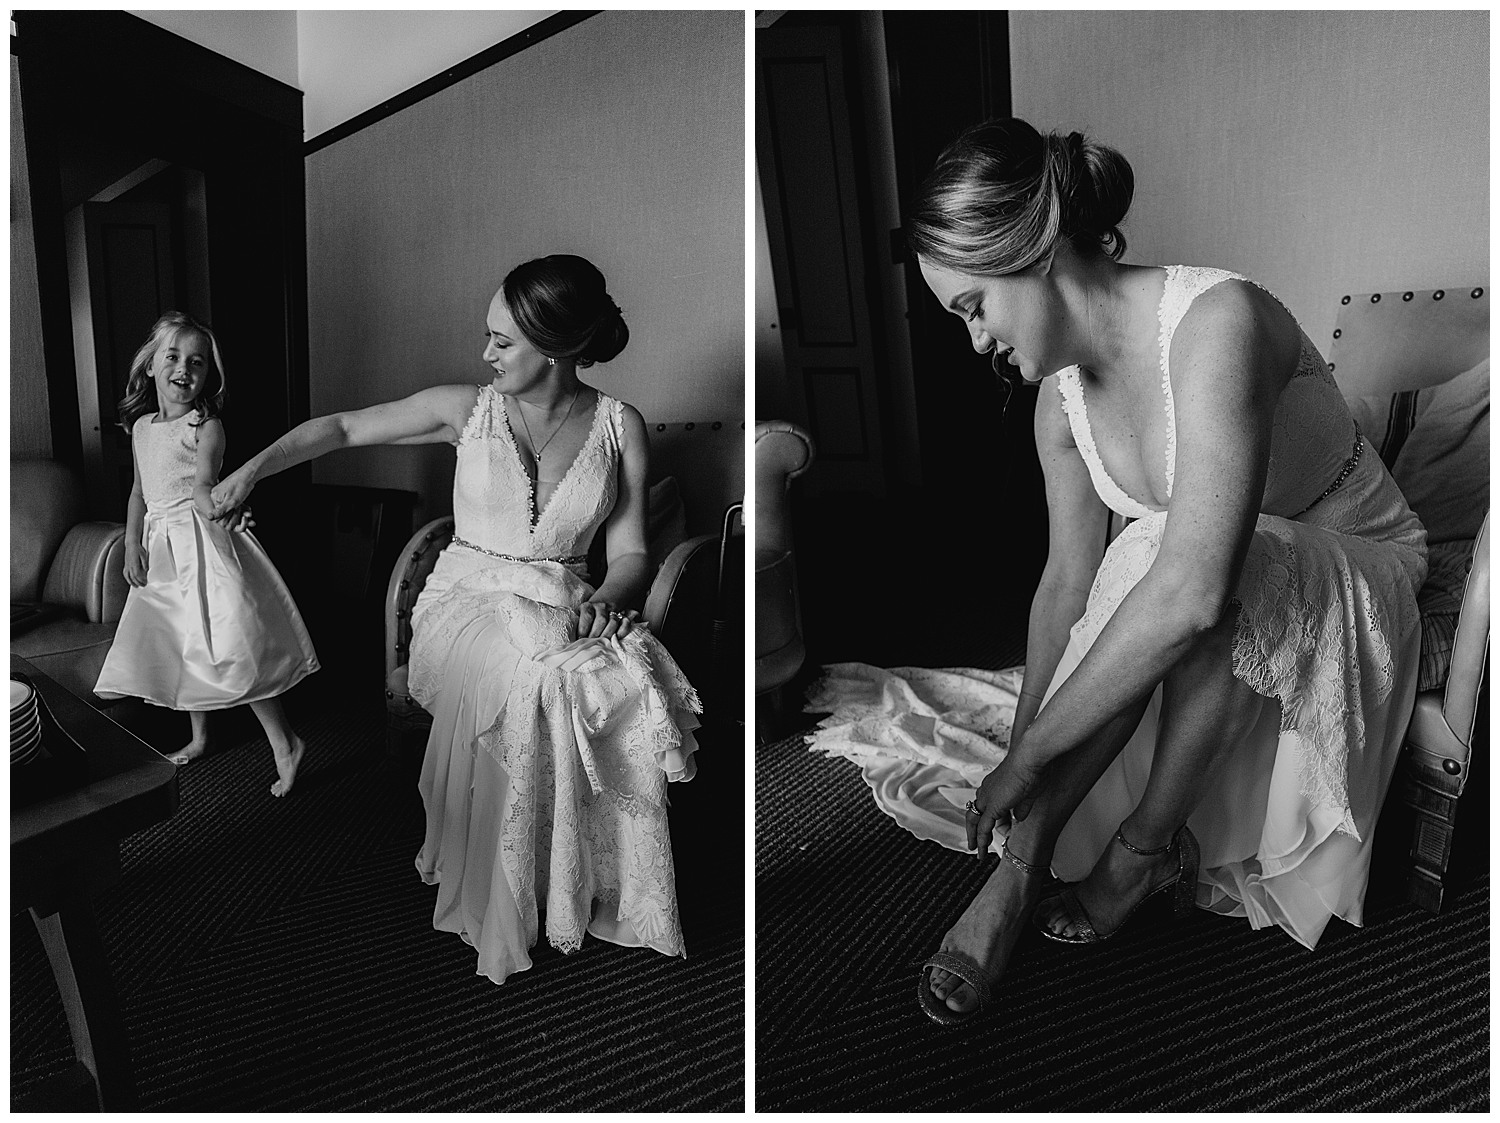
[908,118,1134,276]
[117,311,227,430]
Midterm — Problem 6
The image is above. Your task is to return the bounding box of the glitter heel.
[1035,824,1199,944]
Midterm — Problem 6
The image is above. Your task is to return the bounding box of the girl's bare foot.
[169,739,208,766]
[172,711,211,765]
[271,736,306,797]
[928,851,1050,1014]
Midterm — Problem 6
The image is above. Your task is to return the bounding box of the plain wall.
[303,10,744,525]
[1011,10,1489,349]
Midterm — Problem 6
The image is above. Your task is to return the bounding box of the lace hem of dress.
[1073,506,1421,836]
[480,688,689,958]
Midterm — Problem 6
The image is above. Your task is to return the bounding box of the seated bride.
[805,118,1427,1024]
[213,254,701,984]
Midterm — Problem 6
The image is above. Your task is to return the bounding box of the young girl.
[95,312,319,797]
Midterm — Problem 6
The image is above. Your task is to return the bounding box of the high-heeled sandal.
[1035,824,1199,945]
[916,839,1052,1026]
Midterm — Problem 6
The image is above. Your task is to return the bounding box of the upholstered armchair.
[1330,284,1490,911]
[11,459,129,702]
[383,476,719,753]
[754,421,815,734]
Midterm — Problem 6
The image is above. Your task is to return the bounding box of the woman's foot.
[1036,827,1181,939]
[169,738,208,766]
[928,845,1051,1015]
[270,736,306,798]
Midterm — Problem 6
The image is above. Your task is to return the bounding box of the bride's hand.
[967,746,1047,857]
[211,467,256,521]
[576,601,640,641]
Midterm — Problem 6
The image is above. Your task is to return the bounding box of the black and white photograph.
[754,10,1487,1111]
[12,10,744,1111]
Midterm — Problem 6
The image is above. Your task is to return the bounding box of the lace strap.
[457,383,494,444]
[1056,366,1156,520]
[1158,266,1246,497]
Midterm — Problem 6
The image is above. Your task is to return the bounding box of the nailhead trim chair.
[1330,284,1490,912]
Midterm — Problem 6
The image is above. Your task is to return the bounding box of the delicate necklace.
[512,386,580,478]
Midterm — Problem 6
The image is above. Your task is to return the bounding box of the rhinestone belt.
[1292,424,1363,519]
[451,535,587,566]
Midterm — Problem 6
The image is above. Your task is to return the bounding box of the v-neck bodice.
[1056,264,1358,521]
[452,383,622,559]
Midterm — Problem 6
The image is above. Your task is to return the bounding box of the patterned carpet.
[756,635,1489,1111]
[11,678,744,1111]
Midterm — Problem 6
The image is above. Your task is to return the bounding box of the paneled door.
[68,194,180,518]
[757,25,887,499]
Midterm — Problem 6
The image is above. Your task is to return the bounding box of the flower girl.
[95,312,319,796]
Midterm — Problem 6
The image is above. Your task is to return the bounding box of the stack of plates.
[12,678,43,765]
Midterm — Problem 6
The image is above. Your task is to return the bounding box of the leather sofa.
[11,459,129,702]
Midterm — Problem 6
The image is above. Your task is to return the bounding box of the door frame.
[13,11,310,523]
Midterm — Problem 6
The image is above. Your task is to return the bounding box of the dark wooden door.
[13,11,309,542]
[757,25,888,499]
[884,13,1049,630]
[72,196,180,515]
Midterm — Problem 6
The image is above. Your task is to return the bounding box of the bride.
[212,254,700,984]
[806,118,1427,1023]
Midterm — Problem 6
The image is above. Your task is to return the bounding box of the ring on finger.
[964,799,983,817]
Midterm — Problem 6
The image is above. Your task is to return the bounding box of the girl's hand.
[966,743,1048,857]
[124,547,148,588]
[214,505,256,532]
[576,601,641,641]
[210,468,255,521]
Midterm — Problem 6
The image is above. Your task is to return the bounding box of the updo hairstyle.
[501,254,629,367]
[907,118,1134,276]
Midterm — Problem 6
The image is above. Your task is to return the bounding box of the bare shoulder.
[417,382,485,433]
[194,415,226,443]
[613,398,649,445]
[1173,278,1302,386]
[421,382,484,410]
[1034,376,1077,449]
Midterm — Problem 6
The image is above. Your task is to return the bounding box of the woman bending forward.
[806,119,1426,1024]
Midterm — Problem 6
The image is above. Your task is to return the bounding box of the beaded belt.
[451,535,587,566]
[1292,424,1364,519]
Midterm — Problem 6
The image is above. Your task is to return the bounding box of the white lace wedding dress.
[410,384,701,984]
[807,265,1428,948]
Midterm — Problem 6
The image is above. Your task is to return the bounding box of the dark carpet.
[12,677,744,1111]
[755,637,1489,1111]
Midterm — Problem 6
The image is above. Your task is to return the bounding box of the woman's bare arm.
[578,403,653,638]
[211,384,478,515]
[1011,281,1297,774]
[1013,380,1111,740]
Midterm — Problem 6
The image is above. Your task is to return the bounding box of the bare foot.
[928,854,1050,1014]
[169,739,208,766]
[270,737,306,798]
[1036,831,1180,939]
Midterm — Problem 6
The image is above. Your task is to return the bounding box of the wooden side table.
[11,656,179,1110]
